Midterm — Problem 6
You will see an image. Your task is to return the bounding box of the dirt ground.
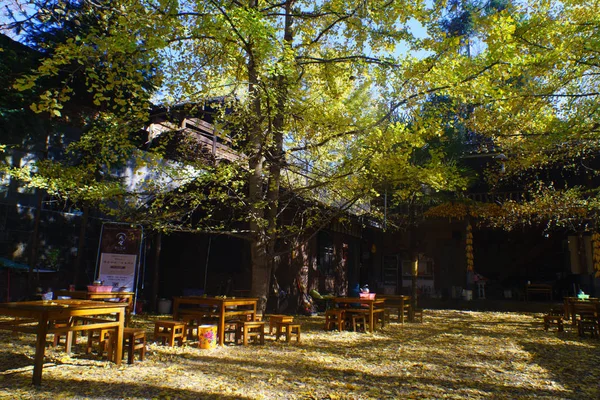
[1,309,599,399]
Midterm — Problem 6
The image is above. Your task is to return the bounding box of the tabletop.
[0,299,127,315]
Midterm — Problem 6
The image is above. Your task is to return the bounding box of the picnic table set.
[0,287,422,386]
[0,284,145,386]
[324,293,417,332]
[543,294,600,338]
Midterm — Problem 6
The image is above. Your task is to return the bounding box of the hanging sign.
[97,224,142,291]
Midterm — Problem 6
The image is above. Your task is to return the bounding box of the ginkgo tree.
[6,0,586,309]
[421,0,600,281]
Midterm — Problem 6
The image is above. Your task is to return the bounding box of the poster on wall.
[97,224,142,291]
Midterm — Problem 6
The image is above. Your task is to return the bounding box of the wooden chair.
[235,321,265,345]
[154,320,186,346]
[274,322,301,343]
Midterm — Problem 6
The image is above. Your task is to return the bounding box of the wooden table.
[564,298,600,326]
[379,295,411,323]
[173,296,258,346]
[55,290,134,325]
[0,299,126,386]
[333,297,385,333]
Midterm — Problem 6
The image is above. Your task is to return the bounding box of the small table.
[173,296,258,346]
[0,299,127,386]
[379,295,411,323]
[333,297,385,333]
[565,298,600,326]
[55,290,134,325]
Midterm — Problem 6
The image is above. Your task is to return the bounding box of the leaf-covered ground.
[1,309,599,399]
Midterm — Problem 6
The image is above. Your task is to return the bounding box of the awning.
[0,257,55,273]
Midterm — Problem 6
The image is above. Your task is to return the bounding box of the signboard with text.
[97,224,142,290]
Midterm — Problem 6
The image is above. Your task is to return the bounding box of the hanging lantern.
[593,232,600,278]
[466,223,474,272]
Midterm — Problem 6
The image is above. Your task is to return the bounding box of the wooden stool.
[220,320,236,343]
[382,309,391,326]
[86,328,112,357]
[275,322,301,342]
[400,304,411,323]
[51,320,73,353]
[543,314,564,332]
[106,328,147,364]
[412,308,424,323]
[268,315,293,334]
[235,321,265,345]
[180,315,201,340]
[578,316,599,338]
[325,309,345,331]
[123,328,146,364]
[351,314,367,332]
[154,320,186,346]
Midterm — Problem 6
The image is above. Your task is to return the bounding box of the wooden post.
[73,205,89,286]
[151,233,162,312]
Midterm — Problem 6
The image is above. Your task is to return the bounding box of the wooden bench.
[525,284,553,301]
[154,320,186,346]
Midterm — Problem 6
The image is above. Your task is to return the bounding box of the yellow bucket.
[198,325,217,349]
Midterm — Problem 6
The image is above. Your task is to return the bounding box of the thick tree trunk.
[409,202,418,322]
[265,0,293,279]
[246,29,271,312]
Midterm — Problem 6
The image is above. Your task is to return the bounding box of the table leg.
[369,306,374,333]
[33,313,49,386]
[400,299,405,323]
[113,309,124,366]
[219,304,225,346]
[65,317,74,354]
[173,298,180,320]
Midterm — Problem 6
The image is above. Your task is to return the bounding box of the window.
[318,231,334,273]
[401,257,433,277]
